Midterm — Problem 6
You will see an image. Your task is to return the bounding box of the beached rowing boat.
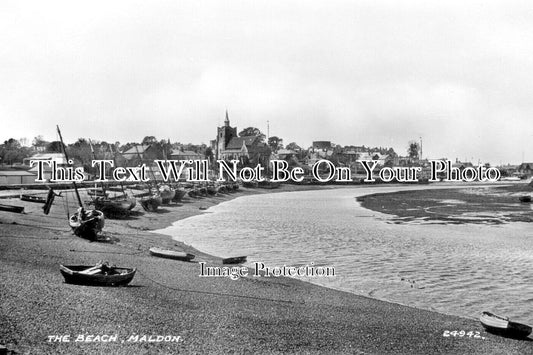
[140,194,162,212]
[0,203,25,213]
[20,194,46,203]
[59,263,136,286]
[172,187,187,202]
[518,195,531,203]
[149,247,195,261]
[222,256,247,264]
[480,311,532,338]
[69,208,105,241]
[89,197,135,217]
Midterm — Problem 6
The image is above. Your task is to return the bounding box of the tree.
[407,141,420,161]
[142,136,158,145]
[285,142,301,151]
[205,147,214,163]
[0,138,21,165]
[68,138,93,169]
[268,136,283,152]
[238,127,266,142]
[46,141,63,153]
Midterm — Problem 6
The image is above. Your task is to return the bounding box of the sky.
[1,0,532,165]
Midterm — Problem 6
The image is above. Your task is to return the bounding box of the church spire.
[224,109,230,127]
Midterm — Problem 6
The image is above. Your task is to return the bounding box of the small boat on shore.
[20,194,46,203]
[172,187,188,202]
[159,184,176,204]
[59,262,136,286]
[0,203,25,214]
[207,184,219,195]
[88,197,134,218]
[480,311,532,338]
[69,208,105,241]
[222,256,247,264]
[149,247,195,261]
[56,126,105,240]
[518,195,531,203]
[140,193,162,212]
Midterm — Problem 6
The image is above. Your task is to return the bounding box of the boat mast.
[134,144,158,184]
[109,144,126,196]
[56,125,83,208]
[88,138,106,196]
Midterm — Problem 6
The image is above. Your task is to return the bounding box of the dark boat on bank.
[89,197,135,218]
[222,256,247,264]
[140,193,163,212]
[480,311,532,339]
[20,194,46,203]
[519,195,531,203]
[0,203,25,213]
[207,184,219,195]
[69,208,105,240]
[172,187,188,202]
[57,126,105,240]
[159,184,176,204]
[59,263,136,286]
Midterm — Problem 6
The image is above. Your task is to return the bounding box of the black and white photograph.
[1,1,532,354]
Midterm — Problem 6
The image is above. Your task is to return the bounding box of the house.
[276,149,297,160]
[312,141,333,151]
[120,145,159,165]
[23,152,67,167]
[170,149,204,161]
[358,152,390,166]
[213,111,271,165]
[0,170,37,185]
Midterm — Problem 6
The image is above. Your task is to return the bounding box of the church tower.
[216,110,237,160]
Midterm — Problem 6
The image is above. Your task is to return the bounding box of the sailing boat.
[57,126,105,240]
[86,141,135,217]
[159,140,176,204]
[133,145,162,212]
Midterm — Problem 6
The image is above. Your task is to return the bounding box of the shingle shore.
[0,185,530,354]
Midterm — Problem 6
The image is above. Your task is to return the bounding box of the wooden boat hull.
[480,311,532,338]
[207,185,218,195]
[149,247,195,261]
[0,204,24,213]
[519,195,531,203]
[69,209,105,240]
[159,185,176,204]
[20,194,46,203]
[222,256,247,264]
[172,188,187,202]
[140,195,162,212]
[60,264,136,286]
[91,198,133,217]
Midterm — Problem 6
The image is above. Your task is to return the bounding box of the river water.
[156,185,533,322]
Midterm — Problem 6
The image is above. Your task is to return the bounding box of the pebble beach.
[1,185,532,354]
